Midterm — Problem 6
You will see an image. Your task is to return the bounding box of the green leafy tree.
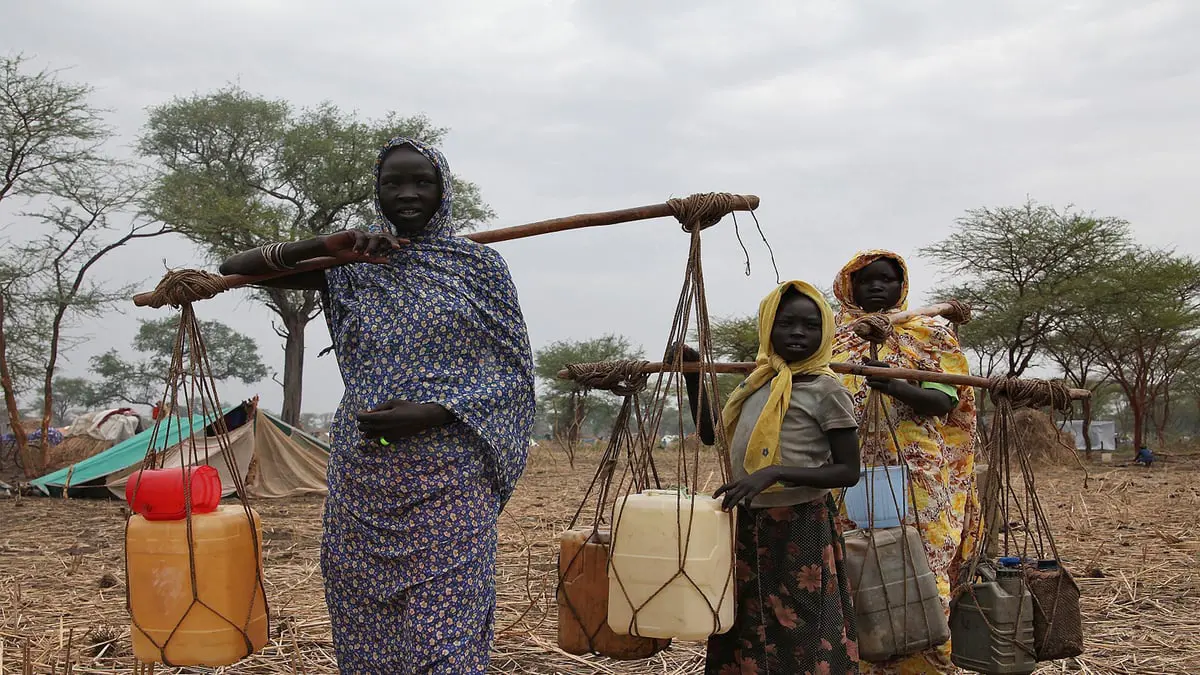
[137,86,494,424]
[1068,249,1200,451]
[709,315,758,363]
[50,376,102,424]
[533,335,643,461]
[922,200,1131,377]
[87,317,269,408]
[0,54,167,476]
[1042,287,1118,455]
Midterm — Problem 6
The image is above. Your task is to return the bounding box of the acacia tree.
[1071,249,1200,451]
[50,376,96,424]
[709,315,758,363]
[23,163,169,446]
[138,86,494,424]
[533,335,643,463]
[86,317,269,408]
[1041,316,1111,454]
[922,200,1131,377]
[1,55,168,476]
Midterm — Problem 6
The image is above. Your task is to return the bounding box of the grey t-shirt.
[730,375,858,508]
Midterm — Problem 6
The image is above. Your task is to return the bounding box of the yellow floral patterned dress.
[831,250,978,675]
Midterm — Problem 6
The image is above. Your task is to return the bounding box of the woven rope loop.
[667,192,740,233]
[944,299,972,325]
[143,269,231,309]
[988,376,1073,413]
[564,360,652,397]
[850,314,894,344]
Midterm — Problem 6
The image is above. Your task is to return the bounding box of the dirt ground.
[1,447,1198,674]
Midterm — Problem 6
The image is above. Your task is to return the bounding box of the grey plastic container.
[950,566,1037,675]
[843,526,949,662]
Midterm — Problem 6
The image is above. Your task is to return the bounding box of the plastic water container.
[607,490,735,640]
[844,465,909,528]
[126,504,268,666]
[950,566,1037,675]
[557,528,669,659]
[125,466,221,521]
[844,526,949,661]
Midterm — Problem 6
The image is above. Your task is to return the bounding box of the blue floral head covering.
[325,136,535,509]
[368,136,454,238]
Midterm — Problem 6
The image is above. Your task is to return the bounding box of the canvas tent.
[1060,420,1117,451]
[31,400,329,499]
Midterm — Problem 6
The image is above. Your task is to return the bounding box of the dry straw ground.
[1,445,1198,674]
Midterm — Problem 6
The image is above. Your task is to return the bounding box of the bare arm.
[219,237,331,290]
[218,231,408,291]
[769,427,860,489]
[713,426,860,510]
[865,359,956,417]
[670,344,717,445]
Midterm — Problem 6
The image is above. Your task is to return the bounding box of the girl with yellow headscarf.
[678,280,863,675]
[831,250,978,675]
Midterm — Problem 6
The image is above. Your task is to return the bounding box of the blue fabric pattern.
[319,136,535,673]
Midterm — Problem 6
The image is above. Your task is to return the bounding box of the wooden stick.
[132,194,759,307]
[557,361,1092,400]
[466,195,758,244]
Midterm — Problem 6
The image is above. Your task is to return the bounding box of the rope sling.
[555,193,755,656]
[843,308,1084,667]
[839,320,949,663]
[124,301,269,670]
[953,378,1085,664]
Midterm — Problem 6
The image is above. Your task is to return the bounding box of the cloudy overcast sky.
[3,0,1198,416]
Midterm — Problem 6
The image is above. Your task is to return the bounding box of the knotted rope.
[851,313,894,344]
[565,360,652,397]
[943,299,972,325]
[988,376,1074,413]
[667,192,742,233]
[954,372,1083,662]
[850,300,974,344]
[141,269,231,309]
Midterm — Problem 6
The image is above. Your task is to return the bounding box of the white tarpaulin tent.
[66,408,141,443]
[1061,420,1117,451]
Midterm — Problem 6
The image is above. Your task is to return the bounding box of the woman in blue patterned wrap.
[219,137,536,673]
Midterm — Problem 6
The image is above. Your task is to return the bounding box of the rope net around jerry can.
[554,360,671,659]
[955,377,1084,664]
[838,317,949,663]
[556,193,761,653]
[123,299,269,668]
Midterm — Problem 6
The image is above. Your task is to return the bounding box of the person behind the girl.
[832,250,977,675]
[676,280,862,675]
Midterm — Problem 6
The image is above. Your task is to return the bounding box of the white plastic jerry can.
[606,489,736,640]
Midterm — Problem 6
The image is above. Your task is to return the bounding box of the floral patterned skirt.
[706,495,860,675]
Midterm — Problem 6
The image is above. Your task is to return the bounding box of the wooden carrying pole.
[557,361,1092,400]
[879,301,970,326]
[132,195,760,307]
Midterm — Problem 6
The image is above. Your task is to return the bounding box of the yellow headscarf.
[832,248,910,319]
[722,281,838,484]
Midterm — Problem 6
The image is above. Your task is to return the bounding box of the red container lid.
[125,466,222,521]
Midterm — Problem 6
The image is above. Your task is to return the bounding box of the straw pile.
[40,436,114,475]
[2,445,1198,673]
[1013,408,1080,466]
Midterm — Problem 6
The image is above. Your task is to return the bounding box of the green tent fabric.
[30,407,230,495]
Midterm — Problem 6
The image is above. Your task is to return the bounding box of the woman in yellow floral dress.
[831,250,978,674]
